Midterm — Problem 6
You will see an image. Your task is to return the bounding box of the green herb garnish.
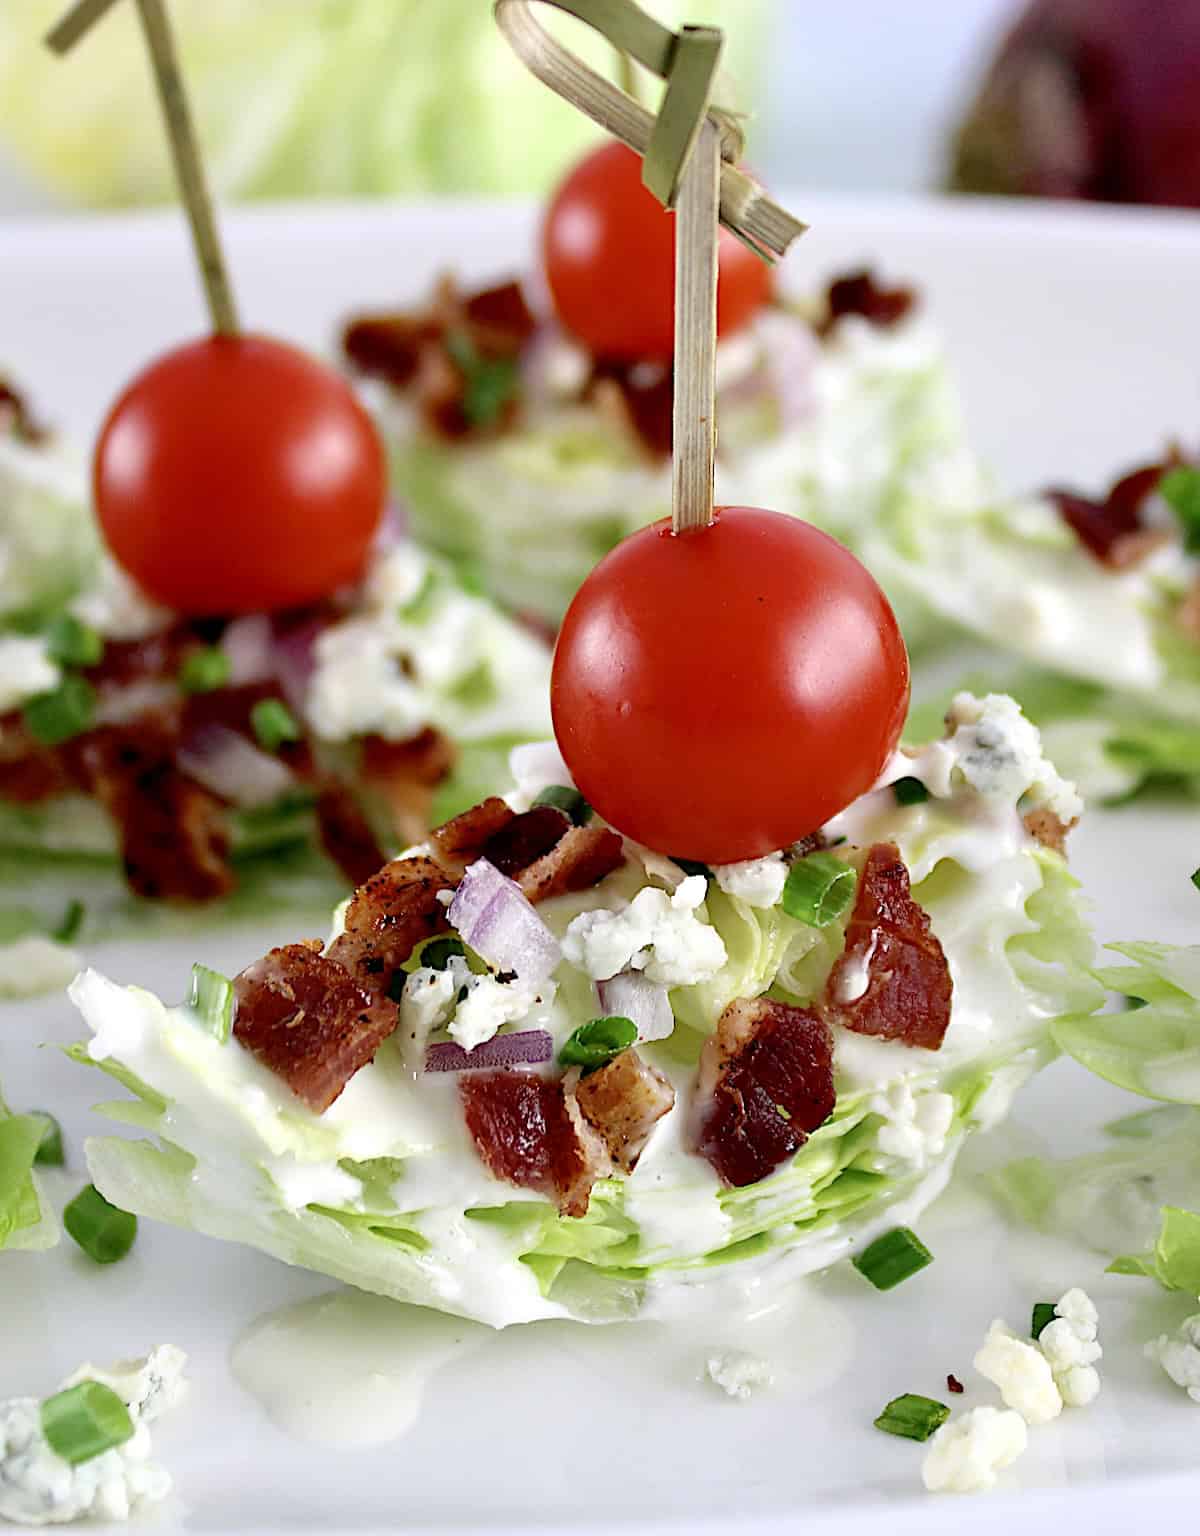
[559,1016,637,1073]
[41,1382,134,1466]
[44,614,103,668]
[23,675,95,745]
[186,963,235,1043]
[781,852,857,927]
[1031,1301,1057,1341]
[419,937,467,971]
[53,899,85,945]
[533,785,592,825]
[1160,465,1200,554]
[445,330,519,428]
[892,777,929,807]
[250,698,302,754]
[853,1227,933,1291]
[63,1185,137,1265]
[178,645,231,694]
[873,1393,949,1442]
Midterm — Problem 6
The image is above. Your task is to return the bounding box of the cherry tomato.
[95,334,385,615]
[542,141,773,362]
[552,507,910,863]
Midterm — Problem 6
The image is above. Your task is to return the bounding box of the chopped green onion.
[187,963,235,1043]
[873,1393,950,1442]
[44,614,104,668]
[781,852,857,927]
[1192,867,1200,892]
[41,1381,134,1466]
[63,1185,137,1264]
[672,858,711,879]
[892,776,929,807]
[1159,465,1200,554]
[178,645,231,694]
[533,785,592,825]
[418,937,466,971]
[30,1111,64,1167]
[23,675,95,745]
[1031,1302,1057,1340]
[398,568,439,622]
[853,1227,933,1291]
[52,899,85,944]
[559,1016,637,1073]
[444,329,519,427]
[250,698,302,754]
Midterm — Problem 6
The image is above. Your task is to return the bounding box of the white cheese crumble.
[921,1406,1028,1494]
[0,1346,185,1527]
[505,741,574,812]
[448,975,548,1053]
[869,1082,955,1171]
[713,853,788,909]
[562,875,727,986]
[0,634,59,712]
[943,693,1083,825]
[1147,1313,1200,1403]
[704,1350,774,1402]
[69,554,170,641]
[973,1320,1062,1425]
[1038,1288,1102,1407]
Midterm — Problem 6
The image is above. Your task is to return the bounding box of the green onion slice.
[44,614,104,669]
[533,785,592,825]
[559,1016,637,1073]
[1160,465,1200,554]
[1031,1301,1057,1340]
[250,698,302,754]
[1192,867,1200,893]
[52,899,85,945]
[23,675,95,746]
[63,1184,137,1265]
[41,1381,134,1466]
[444,329,519,427]
[178,645,231,694]
[187,963,235,1043]
[873,1393,950,1442]
[781,852,857,927]
[853,1227,933,1291]
[892,776,929,807]
[30,1110,64,1167]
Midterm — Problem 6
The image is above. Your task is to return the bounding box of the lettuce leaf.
[0,1090,57,1251]
[1109,1206,1200,1291]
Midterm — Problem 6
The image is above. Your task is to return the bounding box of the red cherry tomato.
[542,141,773,362]
[552,507,910,863]
[94,334,385,615]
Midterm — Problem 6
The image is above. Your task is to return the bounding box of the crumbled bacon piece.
[694,997,836,1188]
[460,1071,609,1217]
[1022,807,1077,855]
[361,727,457,847]
[824,842,953,1051]
[482,805,570,876]
[87,628,193,690]
[572,1049,674,1173]
[462,281,537,350]
[430,796,515,867]
[1048,461,1168,567]
[233,942,398,1112]
[342,312,439,388]
[517,825,626,904]
[70,723,234,902]
[0,716,71,802]
[589,362,674,458]
[822,270,915,334]
[327,853,453,997]
[315,783,389,888]
[947,1374,965,1395]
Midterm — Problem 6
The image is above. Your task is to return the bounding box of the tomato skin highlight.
[551,507,910,864]
[542,141,773,362]
[94,334,386,615]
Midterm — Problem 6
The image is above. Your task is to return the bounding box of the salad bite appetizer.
[63,0,1101,1328]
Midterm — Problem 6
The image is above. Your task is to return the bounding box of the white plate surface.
[3,195,1200,1535]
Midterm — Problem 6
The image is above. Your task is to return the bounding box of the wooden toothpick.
[671,119,720,532]
[47,0,239,336]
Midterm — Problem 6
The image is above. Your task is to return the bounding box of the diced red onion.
[424,1029,553,1074]
[221,614,275,686]
[177,724,296,809]
[93,679,178,727]
[597,970,674,1043]
[448,857,560,986]
[270,616,323,718]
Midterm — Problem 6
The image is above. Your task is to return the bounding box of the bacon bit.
[517,825,626,904]
[571,1049,675,1173]
[0,378,49,445]
[1048,461,1168,567]
[694,997,836,1188]
[822,270,915,335]
[327,853,453,998]
[463,281,537,351]
[824,842,953,1051]
[459,1071,609,1218]
[947,1374,965,1394]
[315,783,389,889]
[233,943,398,1112]
[589,362,674,458]
[1178,574,1200,644]
[69,723,235,902]
[361,727,457,847]
[430,796,515,868]
[342,312,439,388]
[86,628,192,689]
[1022,807,1077,856]
[482,805,570,877]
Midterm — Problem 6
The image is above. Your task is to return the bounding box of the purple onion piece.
[448,858,561,986]
[424,1029,554,1074]
[220,614,275,686]
[597,970,674,1043]
[177,723,295,809]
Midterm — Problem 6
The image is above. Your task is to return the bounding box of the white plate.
[3,196,1200,1535]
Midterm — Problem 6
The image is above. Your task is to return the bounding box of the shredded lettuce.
[0,1087,57,1251]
